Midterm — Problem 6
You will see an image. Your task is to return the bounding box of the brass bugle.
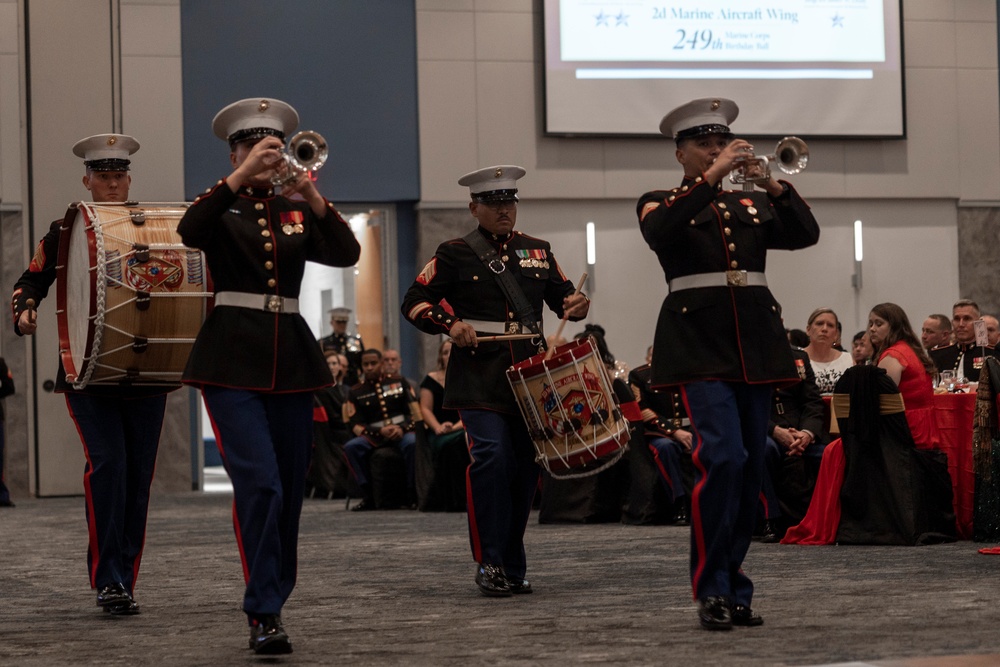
[271,130,329,186]
[729,136,809,186]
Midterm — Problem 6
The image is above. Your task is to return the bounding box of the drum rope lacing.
[74,202,107,389]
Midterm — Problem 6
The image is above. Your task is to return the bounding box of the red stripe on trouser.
[680,386,710,601]
[649,444,676,496]
[65,396,102,589]
[459,410,483,564]
[204,399,251,584]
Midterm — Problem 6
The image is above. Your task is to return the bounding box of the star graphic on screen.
[594,10,610,27]
[831,13,844,27]
[615,10,629,26]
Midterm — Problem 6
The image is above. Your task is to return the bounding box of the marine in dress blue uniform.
[628,361,693,523]
[11,134,170,616]
[637,98,820,630]
[401,165,590,596]
[318,307,365,385]
[343,349,421,510]
[178,98,361,654]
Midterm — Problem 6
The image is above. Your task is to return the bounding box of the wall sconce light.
[586,221,596,292]
[852,219,863,290]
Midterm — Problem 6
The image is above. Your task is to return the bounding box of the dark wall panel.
[180,0,419,202]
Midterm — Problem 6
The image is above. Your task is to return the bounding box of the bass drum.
[55,202,211,388]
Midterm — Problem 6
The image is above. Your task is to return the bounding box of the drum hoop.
[56,203,99,388]
[543,443,628,480]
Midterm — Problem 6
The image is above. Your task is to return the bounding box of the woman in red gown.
[782,302,940,544]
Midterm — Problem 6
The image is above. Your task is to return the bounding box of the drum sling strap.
[463,229,547,351]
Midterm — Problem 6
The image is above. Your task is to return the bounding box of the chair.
[833,365,956,545]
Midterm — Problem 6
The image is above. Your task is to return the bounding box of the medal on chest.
[280,211,305,235]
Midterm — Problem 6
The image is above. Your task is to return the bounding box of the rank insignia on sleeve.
[641,201,660,220]
[416,258,437,285]
[28,242,47,273]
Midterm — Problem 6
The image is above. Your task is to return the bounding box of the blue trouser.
[66,392,166,594]
[648,436,687,501]
[759,437,783,520]
[343,431,416,497]
[682,381,771,606]
[459,409,539,580]
[202,387,313,620]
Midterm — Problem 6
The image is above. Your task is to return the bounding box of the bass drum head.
[58,208,98,384]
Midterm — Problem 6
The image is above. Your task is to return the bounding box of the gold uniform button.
[690,219,696,226]
[264,242,273,251]
[772,306,778,312]
[724,212,731,220]
[730,260,739,269]
[695,176,703,183]
[255,203,264,211]
[204,187,211,193]
[261,229,271,237]
[502,255,509,262]
[681,307,688,313]
[216,179,224,185]
[724,227,732,236]
[753,218,760,224]
[267,279,276,287]
[681,185,688,192]
[258,218,267,226]
[728,243,736,251]
[473,275,479,281]
[265,261,274,270]
[718,202,727,209]
[669,195,676,202]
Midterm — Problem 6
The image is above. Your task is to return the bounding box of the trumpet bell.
[271,130,329,186]
[288,130,328,173]
[774,136,808,175]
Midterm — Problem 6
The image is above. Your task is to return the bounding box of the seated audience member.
[628,346,693,525]
[418,339,467,511]
[306,352,355,499]
[803,308,853,394]
[383,348,419,393]
[783,302,955,545]
[929,299,999,383]
[787,328,809,349]
[921,314,952,352]
[343,349,420,511]
[851,331,873,366]
[755,346,829,542]
[984,315,1000,348]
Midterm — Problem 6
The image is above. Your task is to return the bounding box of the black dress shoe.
[96,583,131,608]
[249,615,293,655]
[107,600,141,616]
[0,499,15,507]
[505,575,533,595]
[672,500,690,526]
[731,604,764,627]
[475,564,512,597]
[350,498,374,512]
[754,520,779,543]
[697,596,733,631]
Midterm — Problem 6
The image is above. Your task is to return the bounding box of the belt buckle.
[488,258,506,274]
[265,295,283,313]
[506,322,520,335]
[726,270,748,287]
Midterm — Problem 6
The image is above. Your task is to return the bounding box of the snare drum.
[55,202,211,388]
[506,338,630,477]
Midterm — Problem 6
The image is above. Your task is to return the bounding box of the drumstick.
[463,333,539,342]
[24,298,37,326]
[545,273,588,360]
